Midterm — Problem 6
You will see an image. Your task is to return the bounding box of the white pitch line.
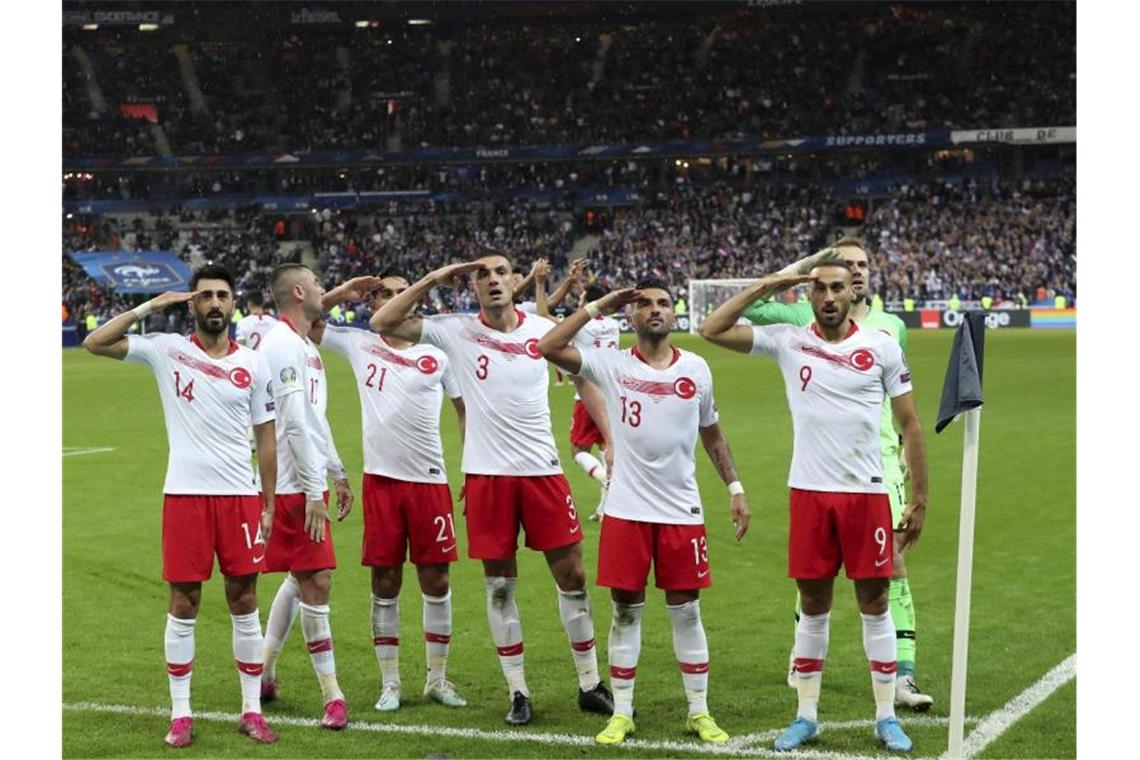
[62,701,963,759]
[949,653,1076,759]
[63,447,117,457]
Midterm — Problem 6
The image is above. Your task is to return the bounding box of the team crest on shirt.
[848,349,875,371]
[416,355,439,374]
[673,377,697,399]
[228,367,252,389]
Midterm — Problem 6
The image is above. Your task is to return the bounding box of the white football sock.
[164,614,196,720]
[485,576,528,697]
[667,600,710,716]
[794,612,830,723]
[423,591,452,685]
[299,602,343,704]
[573,451,607,484]
[862,611,898,721]
[262,574,300,681]
[231,611,264,714]
[608,601,644,718]
[371,595,400,687]
[558,586,601,691]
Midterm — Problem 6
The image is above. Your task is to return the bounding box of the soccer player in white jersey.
[539,279,751,746]
[562,283,619,521]
[699,261,928,754]
[516,258,586,385]
[235,290,277,349]
[258,263,354,730]
[82,264,279,748]
[312,271,469,712]
[371,254,614,726]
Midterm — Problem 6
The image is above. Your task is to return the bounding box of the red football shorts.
[597,514,712,591]
[162,494,266,583]
[264,491,337,573]
[788,488,894,580]
[463,474,581,559]
[361,473,459,566]
[569,400,606,448]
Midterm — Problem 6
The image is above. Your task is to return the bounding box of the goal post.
[686,278,760,334]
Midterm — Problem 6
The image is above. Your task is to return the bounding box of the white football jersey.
[517,300,538,314]
[321,325,460,484]
[420,310,561,476]
[571,315,621,401]
[576,345,717,525]
[235,313,277,350]
[125,333,275,495]
[750,322,912,493]
[259,318,331,495]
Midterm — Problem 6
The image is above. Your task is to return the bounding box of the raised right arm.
[370,262,484,342]
[83,291,196,360]
[698,273,811,353]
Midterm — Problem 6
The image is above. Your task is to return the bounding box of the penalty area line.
[62,701,949,759]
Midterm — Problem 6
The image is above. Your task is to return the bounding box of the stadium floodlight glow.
[407,19,432,26]
[138,23,159,31]
[82,23,99,31]
[355,20,370,28]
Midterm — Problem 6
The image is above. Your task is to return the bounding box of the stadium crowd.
[63,2,1074,157]
[64,173,1075,329]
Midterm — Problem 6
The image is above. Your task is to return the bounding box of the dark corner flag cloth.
[935,312,986,434]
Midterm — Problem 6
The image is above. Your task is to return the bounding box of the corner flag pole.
[947,407,980,759]
[933,313,986,760]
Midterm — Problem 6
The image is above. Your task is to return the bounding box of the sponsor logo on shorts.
[874,557,889,568]
[697,569,710,578]
[440,544,456,553]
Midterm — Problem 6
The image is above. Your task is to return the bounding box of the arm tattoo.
[709,436,739,484]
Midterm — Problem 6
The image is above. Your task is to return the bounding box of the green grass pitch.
[62,329,1075,758]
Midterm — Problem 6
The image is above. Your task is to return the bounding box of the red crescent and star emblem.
[673,376,697,399]
[229,367,252,389]
[524,338,541,359]
[416,355,439,374]
[849,349,875,371]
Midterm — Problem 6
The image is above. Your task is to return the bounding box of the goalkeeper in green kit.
[744,236,933,711]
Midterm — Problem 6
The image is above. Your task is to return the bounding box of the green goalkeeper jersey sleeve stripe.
[742,300,814,327]
[856,310,909,456]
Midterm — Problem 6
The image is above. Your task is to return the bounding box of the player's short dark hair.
[190,264,235,293]
[480,251,514,272]
[377,268,406,282]
[246,290,264,307]
[635,278,673,301]
[585,284,606,302]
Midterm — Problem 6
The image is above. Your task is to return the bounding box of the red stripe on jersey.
[372,636,399,647]
[794,657,825,674]
[167,661,194,677]
[306,638,334,654]
[236,660,264,676]
[365,342,418,369]
[168,348,232,381]
[467,332,540,358]
[678,661,710,675]
[610,665,637,680]
[496,642,524,657]
[571,638,596,652]
[424,632,451,644]
[617,373,697,400]
[870,660,898,674]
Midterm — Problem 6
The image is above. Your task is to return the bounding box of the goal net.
[686,278,761,334]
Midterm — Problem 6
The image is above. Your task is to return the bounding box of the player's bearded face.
[632,289,675,337]
[301,272,324,322]
[809,267,854,328]
[192,279,234,336]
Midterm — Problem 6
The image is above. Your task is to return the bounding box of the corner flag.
[937,313,986,759]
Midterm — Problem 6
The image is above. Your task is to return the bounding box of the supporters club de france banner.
[70,251,193,294]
